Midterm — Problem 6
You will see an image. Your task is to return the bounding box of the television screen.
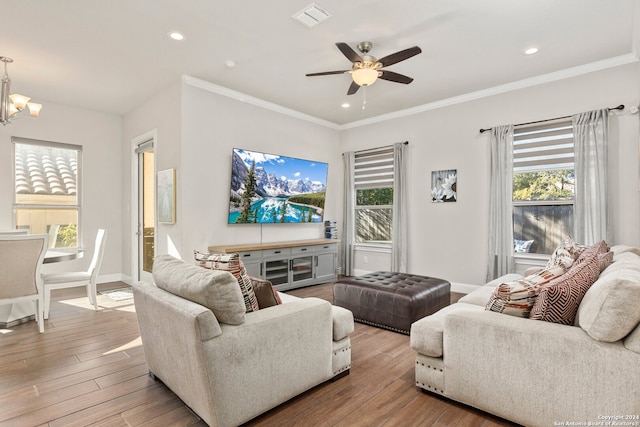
[229,148,329,224]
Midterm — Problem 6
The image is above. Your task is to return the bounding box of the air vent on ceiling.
[293,3,332,28]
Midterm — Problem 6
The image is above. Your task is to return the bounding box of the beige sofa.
[410,245,640,427]
[133,255,354,427]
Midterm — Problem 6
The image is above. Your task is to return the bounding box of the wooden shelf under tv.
[208,238,339,253]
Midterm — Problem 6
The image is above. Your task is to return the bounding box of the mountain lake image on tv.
[229,148,329,224]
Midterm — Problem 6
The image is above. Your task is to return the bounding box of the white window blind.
[354,147,394,189]
[513,120,574,173]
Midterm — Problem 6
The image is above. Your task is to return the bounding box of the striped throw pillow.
[485,264,567,317]
[194,251,260,313]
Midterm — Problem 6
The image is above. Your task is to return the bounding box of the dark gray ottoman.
[333,272,450,334]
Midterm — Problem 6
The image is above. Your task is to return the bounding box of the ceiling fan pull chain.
[362,86,367,110]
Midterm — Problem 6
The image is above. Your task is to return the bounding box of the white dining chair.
[42,229,107,319]
[0,234,49,333]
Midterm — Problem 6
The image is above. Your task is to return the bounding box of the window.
[354,147,394,245]
[13,137,82,248]
[512,120,574,254]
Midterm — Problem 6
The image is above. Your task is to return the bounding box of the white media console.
[208,239,339,291]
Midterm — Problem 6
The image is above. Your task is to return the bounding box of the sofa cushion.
[611,244,640,258]
[153,254,246,325]
[529,242,605,325]
[485,265,566,318]
[195,250,260,313]
[577,268,640,342]
[458,274,523,306]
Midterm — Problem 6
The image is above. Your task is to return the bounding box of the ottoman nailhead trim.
[355,317,409,335]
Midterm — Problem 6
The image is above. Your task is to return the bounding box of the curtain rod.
[342,141,409,156]
[478,104,624,134]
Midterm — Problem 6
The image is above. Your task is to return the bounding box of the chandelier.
[1,56,42,126]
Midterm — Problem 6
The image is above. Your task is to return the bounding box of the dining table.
[44,249,85,263]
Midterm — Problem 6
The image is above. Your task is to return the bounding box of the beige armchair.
[0,234,48,332]
[133,255,353,427]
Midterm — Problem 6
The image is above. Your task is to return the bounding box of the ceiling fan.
[306,41,422,95]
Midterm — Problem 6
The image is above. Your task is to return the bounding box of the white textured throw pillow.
[153,254,246,325]
[577,268,640,342]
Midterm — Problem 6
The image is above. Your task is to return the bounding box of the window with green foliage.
[513,121,574,254]
[354,148,395,244]
[12,137,82,248]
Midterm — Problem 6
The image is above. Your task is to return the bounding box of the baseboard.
[97,273,131,285]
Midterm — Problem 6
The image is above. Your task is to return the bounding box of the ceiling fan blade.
[306,70,350,77]
[336,42,363,63]
[347,81,360,95]
[378,46,422,67]
[379,70,414,84]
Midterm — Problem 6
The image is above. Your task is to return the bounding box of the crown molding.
[182,75,341,130]
[184,54,638,132]
[341,54,639,130]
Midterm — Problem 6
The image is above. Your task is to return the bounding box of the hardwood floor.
[0,282,517,427]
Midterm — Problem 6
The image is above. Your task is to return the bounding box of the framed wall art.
[431,169,457,202]
[157,168,176,224]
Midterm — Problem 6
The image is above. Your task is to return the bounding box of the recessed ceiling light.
[524,47,539,55]
[168,32,185,41]
[341,102,350,109]
[225,60,236,68]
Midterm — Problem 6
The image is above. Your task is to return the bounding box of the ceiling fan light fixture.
[351,67,379,86]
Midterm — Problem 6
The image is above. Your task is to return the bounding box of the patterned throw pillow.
[485,264,567,317]
[545,236,585,271]
[597,251,614,272]
[194,250,260,313]
[529,242,606,325]
[514,239,535,253]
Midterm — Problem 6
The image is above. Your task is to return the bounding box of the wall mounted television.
[228,148,329,224]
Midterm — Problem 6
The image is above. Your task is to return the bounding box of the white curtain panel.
[391,142,408,273]
[573,109,610,245]
[487,125,515,281]
[341,152,355,277]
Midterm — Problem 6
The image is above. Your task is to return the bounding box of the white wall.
[179,80,342,258]
[121,81,181,281]
[0,101,123,278]
[340,62,640,286]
